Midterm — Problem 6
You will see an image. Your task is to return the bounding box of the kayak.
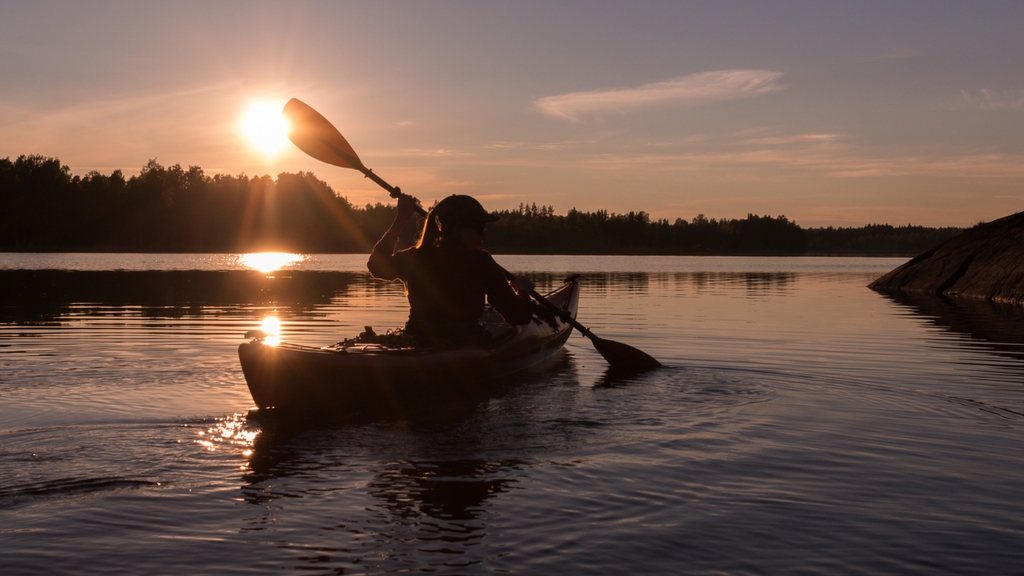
[238,276,580,413]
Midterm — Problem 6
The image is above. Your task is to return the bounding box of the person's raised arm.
[367,192,420,280]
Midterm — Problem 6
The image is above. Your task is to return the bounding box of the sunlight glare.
[240,252,303,273]
[195,415,259,453]
[240,101,290,157]
[261,315,281,346]
[261,316,281,336]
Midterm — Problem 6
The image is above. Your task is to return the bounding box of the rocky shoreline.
[869,211,1024,304]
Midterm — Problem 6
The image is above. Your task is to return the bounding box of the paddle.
[282,98,661,370]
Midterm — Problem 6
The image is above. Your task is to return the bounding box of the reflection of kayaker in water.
[368,193,535,348]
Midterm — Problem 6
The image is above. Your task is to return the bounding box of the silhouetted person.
[368,194,534,347]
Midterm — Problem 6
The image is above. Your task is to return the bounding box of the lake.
[2,253,1024,575]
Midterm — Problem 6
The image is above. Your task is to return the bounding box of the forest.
[0,154,962,256]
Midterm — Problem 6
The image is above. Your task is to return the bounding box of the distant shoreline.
[2,155,960,258]
[0,249,915,257]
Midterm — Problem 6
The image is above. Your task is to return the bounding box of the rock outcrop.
[869,211,1024,304]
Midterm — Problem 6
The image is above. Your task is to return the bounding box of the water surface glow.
[260,315,281,346]
[1,254,1023,574]
[238,252,304,273]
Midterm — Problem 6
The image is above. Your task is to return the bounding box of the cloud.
[535,70,786,121]
[742,133,842,146]
[937,89,1024,111]
[523,128,1023,182]
[0,81,259,167]
[485,140,579,151]
[585,147,1024,181]
[377,126,1024,186]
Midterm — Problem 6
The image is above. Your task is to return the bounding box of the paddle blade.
[282,98,365,171]
[590,336,662,370]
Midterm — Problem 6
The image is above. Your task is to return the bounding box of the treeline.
[0,155,961,255]
[805,224,962,256]
[0,155,399,252]
[486,205,808,254]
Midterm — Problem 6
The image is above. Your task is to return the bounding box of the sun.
[240,101,290,157]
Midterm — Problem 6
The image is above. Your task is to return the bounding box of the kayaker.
[368,193,535,348]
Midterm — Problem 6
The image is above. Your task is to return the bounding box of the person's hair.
[416,209,443,249]
[415,195,494,250]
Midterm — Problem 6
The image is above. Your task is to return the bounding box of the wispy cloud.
[485,140,579,151]
[741,133,842,146]
[379,127,1024,185]
[936,89,1024,111]
[535,70,786,121]
[0,81,268,169]
[584,147,1024,181]
[372,148,470,159]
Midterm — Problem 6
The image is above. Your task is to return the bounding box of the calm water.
[2,253,1024,575]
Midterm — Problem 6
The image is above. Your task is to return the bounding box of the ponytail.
[416,209,442,249]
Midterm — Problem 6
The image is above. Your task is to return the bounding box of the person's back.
[368,194,534,347]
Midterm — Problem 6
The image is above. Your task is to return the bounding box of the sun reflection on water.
[239,252,304,273]
[193,414,259,457]
[261,315,281,346]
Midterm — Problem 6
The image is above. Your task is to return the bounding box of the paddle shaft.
[327,146,407,203]
[365,168,404,200]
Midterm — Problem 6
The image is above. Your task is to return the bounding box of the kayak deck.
[238,277,580,413]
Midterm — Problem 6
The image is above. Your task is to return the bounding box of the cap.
[432,195,500,226]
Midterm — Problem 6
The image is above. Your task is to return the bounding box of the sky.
[1,0,1022,227]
